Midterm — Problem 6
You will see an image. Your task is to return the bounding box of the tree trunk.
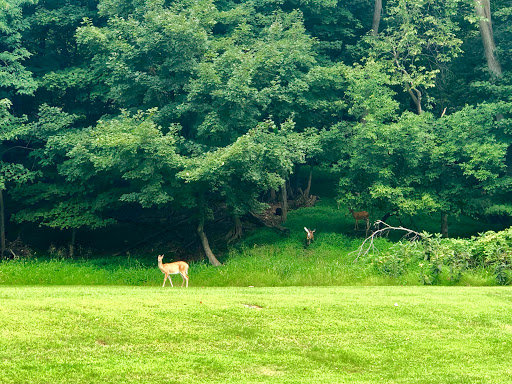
[372,0,383,36]
[226,215,243,243]
[269,188,277,203]
[197,212,221,266]
[441,213,449,238]
[406,84,423,115]
[281,181,288,222]
[0,189,5,259]
[303,166,313,200]
[475,0,502,78]
[69,228,76,258]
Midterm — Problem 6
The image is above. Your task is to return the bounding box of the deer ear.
[304,227,308,233]
[312,230,316,233]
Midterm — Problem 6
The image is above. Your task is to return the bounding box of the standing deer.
[304,227,316,247]
[348,208,370,232]
[157,254,189,288]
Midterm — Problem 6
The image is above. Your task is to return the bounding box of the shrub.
[471,228,512,285]
[371,241,421,278]
[421,236,472,284]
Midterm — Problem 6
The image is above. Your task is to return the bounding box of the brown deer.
[348,208,370,232]
[304,227,316,246]
[157,254,189,288]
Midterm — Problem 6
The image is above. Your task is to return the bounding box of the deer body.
[349,208,369,231]
[304,227,316,246]
[157,255,189,288]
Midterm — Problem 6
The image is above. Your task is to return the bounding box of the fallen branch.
[247,212,290,235]
[352,220,425,263]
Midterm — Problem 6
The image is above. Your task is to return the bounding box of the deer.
[348,208,370,232]
[157,254,189,288]
[304,227,316,247]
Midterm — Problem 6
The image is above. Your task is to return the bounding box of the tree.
[11,105,117,255]
[338,103,512,237]
[0,100,38,257]
[181,9,317,146]
[428,103,512,236]
[0,0,37,98]
[75,0,212,126]
[177,119,305,264]
[367,0,464,114]
[21,0,104,122]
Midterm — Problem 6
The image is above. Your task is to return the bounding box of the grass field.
[1,286,512,384]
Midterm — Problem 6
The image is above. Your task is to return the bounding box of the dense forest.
[1,0,511,263]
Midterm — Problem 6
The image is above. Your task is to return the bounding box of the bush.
[421,236,472,284]
[471,228,512,285]
[368,228,512,285]
[371,241,421,278]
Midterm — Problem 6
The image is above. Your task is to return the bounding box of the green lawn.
[1,286,511,383]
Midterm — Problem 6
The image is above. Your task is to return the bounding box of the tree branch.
[352,220,425,262]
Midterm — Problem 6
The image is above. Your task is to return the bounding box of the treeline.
[1,0,511,262]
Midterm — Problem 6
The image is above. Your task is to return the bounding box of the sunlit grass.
[1,286,511,384]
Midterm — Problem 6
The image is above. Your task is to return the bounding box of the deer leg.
[168,275,173,287]
[181,273,188,287]
[162,274,167,287]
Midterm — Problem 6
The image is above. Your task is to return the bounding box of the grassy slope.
[1,286,511,384]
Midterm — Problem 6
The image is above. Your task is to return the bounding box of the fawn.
[157,254,189,288]
[304,227,316,246]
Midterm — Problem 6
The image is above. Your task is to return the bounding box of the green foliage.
[179,118,306,215]
[471,227,512,285]
[365,0,465,113]
[76,1,211,124]
[420,235,472,285]
[181,8,317,145]
[371,241,419,278]
[363,227,512,286]
[338,102,512,232]
[0,0,37,96]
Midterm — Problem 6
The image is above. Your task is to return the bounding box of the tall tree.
[76,0,212,127]
[177,119,305,264]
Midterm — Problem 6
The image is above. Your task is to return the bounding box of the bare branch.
[352,220,425,262]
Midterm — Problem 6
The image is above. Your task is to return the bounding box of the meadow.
[1,286,511,384]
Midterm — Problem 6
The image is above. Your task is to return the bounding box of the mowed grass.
[1,286,512,384]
